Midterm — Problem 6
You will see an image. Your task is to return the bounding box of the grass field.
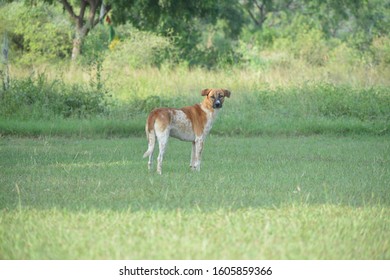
[1,4,390,261]
[1,135,389,259]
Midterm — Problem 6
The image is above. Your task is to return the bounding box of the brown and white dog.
[143,88,231,174]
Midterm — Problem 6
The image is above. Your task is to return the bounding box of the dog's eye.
[210,96,215,99]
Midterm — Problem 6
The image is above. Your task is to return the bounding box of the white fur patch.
[169,110,196,141]
[202,108,219,138]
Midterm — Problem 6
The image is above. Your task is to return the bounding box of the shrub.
[103,24,175,69]
[310,84,390,121]
[80,24,110,66]
[328,43,362,66]
[0,2,73,64]
[370,36,390,66]
[0,73,110,119]
[272,27,329,66]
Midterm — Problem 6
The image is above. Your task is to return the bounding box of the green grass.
[1,81,389,137]
[1,135,389,259]
[1,136,389,210]
[0,118,145,138]
[0,116,387,138]
[1,206,389,259]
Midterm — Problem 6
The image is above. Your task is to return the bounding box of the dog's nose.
[214,100,222,108]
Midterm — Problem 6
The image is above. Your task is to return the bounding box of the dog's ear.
[201,89,211,96]
[223,89,231,98]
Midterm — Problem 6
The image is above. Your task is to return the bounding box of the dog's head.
[201,88,231,109]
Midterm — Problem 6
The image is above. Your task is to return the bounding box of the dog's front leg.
[190,141,196,169]
[192,138,204,171]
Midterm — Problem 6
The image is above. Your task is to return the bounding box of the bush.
[314,84,390,121]
[370,36,390,66]
[80,24,110,66]
[0,73,110,119]
[245,84,390,122]
[328,43,362,66]
[103,24,175,69]
[272,26,330,67]
[0,2,73,64]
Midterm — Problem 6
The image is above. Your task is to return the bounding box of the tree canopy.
[1,0,389,67]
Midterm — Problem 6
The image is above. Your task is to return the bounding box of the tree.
[58,0,110,60]
[110,0,245,65]
[4,0,244,64]
[241,0,298,29]
[50,0,236,63]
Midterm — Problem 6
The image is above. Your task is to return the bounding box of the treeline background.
[0,0,389,137]
[1,0,389,68]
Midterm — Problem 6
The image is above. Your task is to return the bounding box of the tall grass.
[0,72,109,119]
[1,60,389,137]
[0,74,388,137]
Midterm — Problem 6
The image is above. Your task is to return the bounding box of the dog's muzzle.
[213,99,222,109]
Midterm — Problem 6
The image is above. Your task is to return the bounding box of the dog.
[143,88,231,174]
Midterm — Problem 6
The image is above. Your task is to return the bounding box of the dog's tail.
[143,116,156,158]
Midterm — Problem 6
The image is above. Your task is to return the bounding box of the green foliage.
[130,95,171,114]
[215,84,390,137]
[247,84,390,122]
[370,36,390,66]
[188,19,243,68]
[79,24,110,65]
[0,1,73,64]
[0,1,388,138]
[1,80,389,137]
[328,42,362,66]
[239,0,390,69]
[1,0,389,68]
[276,28,329,66]
[104,24,175,68]
[0,72,110,119]
[110,0,244,67]
[344,0,390,51]
[311,84,390,120]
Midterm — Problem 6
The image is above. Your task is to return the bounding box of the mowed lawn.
[0,135,389,259]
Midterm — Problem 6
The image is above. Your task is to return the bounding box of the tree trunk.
[71,27,88,60]
[72,36,82,60]
[1,33,10,91]
[60,0,110,61]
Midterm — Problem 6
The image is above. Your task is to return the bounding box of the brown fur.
[146,108,171,132]
[181,104,207,137]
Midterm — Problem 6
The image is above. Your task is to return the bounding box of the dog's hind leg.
[147,149,154,171]
[156,130,169,175]
[143,128,156,171]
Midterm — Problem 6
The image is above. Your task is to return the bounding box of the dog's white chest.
[203,109,218,136]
